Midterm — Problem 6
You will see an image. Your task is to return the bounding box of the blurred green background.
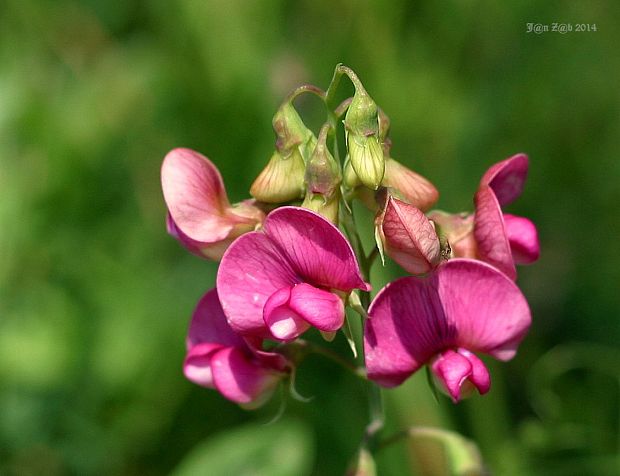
[1,1,619,475]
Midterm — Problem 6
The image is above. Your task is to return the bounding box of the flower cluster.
[162,65,539,407]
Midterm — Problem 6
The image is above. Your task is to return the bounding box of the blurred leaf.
[171,419,314,476]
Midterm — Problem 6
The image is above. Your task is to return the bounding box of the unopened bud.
[382,158,439,211]
[250,101,316,203]
[250,150,306,203]
[376,195,441,274]
[305,126,341,196]
[302,191,340,224]
[344,90,384,190]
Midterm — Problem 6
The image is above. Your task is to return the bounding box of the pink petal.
[437,260,531,361]
[183,342,223,388]
[381,197,440,274]
[480,153,528,207]
[186,288,245,349]
[217,231,299,337]
[263,207,370,292]
[210,347,281,406]
[263,286,310,341]
[364,275,450,387]
[503,214,540,264]
[364,259,531,387]
[457,348,490,395]
[161,148,234,243]
[430,349,473,402]
[474,186,516,280]
[289,283,345,332]
[383,158,439,211]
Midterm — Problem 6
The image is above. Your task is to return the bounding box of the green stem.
[285,84,326,103]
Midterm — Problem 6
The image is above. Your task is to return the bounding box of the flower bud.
[376,195,441,274]
[382,158,439,211]
[302,192,340,224]
[344,90,385,190]
[250,150,306,203]
[343,156,361,190]
[250,102,316,203]
[304,127,341,197]
[302,124,342,224]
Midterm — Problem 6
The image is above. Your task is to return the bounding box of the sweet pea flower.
[364,259,531,402]
[430,154,539,280]
[161,148,264,260]
[184,288,289,408]
[217,206,370,341]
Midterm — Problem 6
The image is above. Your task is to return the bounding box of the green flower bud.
[302,191,340,224]
[305,128,341,196]
[250,101,316,203]
[343,156,361,190]
[347,133,384,190]
[250,149,306,203]
[344,90,384,190]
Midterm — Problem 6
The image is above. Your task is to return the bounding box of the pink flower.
[364,259,531,402]
[184,288,289,407]
[161,148,264,260]
[217,206,370,341]
[430,154,540,280]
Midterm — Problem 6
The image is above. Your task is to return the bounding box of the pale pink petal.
[210,347,281,406]
[263,286,310,341]
[264,207,370,292]
[364,275,453,387]
[167,212,238,260]
[183,342,223,388]
[381,197,440,274]
[457,349,491,395]
[480,153,528,206]
[289,283,345,332]
[217,231,299,337]
[430,349,473,402]
[503,214,540,264]
[437,259,531,361]
[474,186,516,280]
[161,148,234,243]
[383,158,439,211]
[186,288,245,349]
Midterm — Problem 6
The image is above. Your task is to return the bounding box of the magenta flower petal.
[162,148,233,243]
[480,153,529,207]
[183,342,223,388]
[503,214,540,264]
[474,185,516,280]
[263,286,310,341]
[289,283,345,332]
[218,232,298,337]
[364,259,531,387]
[380,197,440,274]
[210,347,281,406]
[457,349,491,395]
[430,349,473,402]
[218,207,369,339]
[264,207,370,292]
[187,289,246,349]
[436,260,531,360]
